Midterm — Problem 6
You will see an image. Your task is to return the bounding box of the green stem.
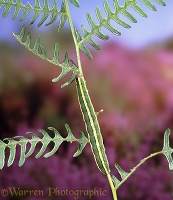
[64,0,83,75]
[107,173,118,200]
[64,2,118,200]
[116,150,165,189]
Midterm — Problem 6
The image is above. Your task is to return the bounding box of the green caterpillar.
[75,75,111,175]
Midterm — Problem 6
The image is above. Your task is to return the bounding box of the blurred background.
[0,0,173,199]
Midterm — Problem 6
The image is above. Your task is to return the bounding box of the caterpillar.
[75,75,111,175]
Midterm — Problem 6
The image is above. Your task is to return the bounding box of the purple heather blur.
[0,1,173,200]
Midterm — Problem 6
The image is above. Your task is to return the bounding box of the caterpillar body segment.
[75,76,111,175]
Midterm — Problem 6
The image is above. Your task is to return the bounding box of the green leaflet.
[69,0,80,8]
[108,164,129,188]
[13,25,79,87]
[155,0,166,6]
[0,124,89,169]
[162,129,173,170]
[114,164,129,180]
[76,0,166,59]
[0,0,67,29]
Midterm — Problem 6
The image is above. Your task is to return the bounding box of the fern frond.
[0,0,67,29]
[76,0,166,59]
[13,25,79,87]
[109,128,172,190]
[0,124,89,169]
[162,128,173,170]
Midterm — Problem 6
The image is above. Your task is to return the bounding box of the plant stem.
[107,173,118,200]
[64,0,83,75]
[115,150,165,189]
[65,3,119,200]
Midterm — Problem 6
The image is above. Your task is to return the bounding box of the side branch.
[115,150,171,189]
